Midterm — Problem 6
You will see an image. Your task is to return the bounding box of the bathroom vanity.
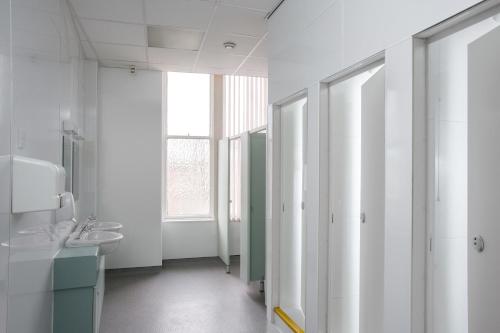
[53,246,104,333]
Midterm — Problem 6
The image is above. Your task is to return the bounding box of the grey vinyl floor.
[100,257,271,333]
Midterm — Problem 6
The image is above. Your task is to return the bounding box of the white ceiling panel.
[149,63,193,73]
[69,0,144,23]
[219,0,279,12]
[71,0,268,76]
[94,42,147,62]
[81,40,97,59]
[148,47,198,67]
[251,37,267,58]
[80,19,146,46]
[196,66,236,75]
[236,56,268,76]
[196,51,246,70]
[210,5,267,37]
[144,0,215,30]
[99,60,149,70]
[203,31,259,56]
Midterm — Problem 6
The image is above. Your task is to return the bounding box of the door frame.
[267,90,307,325]
[415,3,500,332]
[321,54,385,333]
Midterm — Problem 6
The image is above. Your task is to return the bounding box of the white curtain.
[223,75,268,221]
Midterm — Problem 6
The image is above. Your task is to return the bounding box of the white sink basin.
[66,230,124,255]
[92,221,123,232]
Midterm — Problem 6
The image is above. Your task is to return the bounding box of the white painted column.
[384,38,426,333]
[304,82,329,333]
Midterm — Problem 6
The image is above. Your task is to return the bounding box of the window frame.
[163,73,215,222]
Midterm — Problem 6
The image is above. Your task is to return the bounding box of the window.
[165,72,212,219]
[223,75,268,221]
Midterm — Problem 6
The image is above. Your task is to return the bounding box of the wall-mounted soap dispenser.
[12,156,66,213]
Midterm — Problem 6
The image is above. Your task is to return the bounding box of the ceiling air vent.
[147,26,204,51]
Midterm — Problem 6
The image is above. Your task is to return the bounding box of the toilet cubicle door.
[359,67,385,333]
[249,132,266,282]
[218,138,230,268]
[240,132,250,283]
[468,25,500,333]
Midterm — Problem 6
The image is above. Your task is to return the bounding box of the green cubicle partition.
[249,132,266,281]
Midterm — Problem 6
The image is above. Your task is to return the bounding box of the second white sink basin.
[66,230,123,255]
[92,221,123,232]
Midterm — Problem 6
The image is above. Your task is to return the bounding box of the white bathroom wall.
[79,60,99,220]
[0,1,11,331]
[98,68,162,269]
[7,1,92,332]
[162,221,218,260]
[267,0,492,332]
[268,0,485,104]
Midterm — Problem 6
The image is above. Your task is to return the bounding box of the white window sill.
[162,217,215,223]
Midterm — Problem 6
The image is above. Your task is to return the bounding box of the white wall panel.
[7,1,93,332]
[0,0,10,331]
[383,39,414,333]
[98,68,162,269]
[268,0,484,103]
[162,221,218,260]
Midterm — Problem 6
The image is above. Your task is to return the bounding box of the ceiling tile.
[202,31,258,56]
[99,60,149,70]
[144,0,215,30]
[149,63,193,73]
[80,19,146,46]
[195,66,236,75]
[251,37,267,57]
[81,41,97,59]
[196,51,246,71]
[93,42,147,62]
[148,47,197,67]
[210,5,267,38]
[70,0,144,23]
[219,0,278,12]
[236,56,268,76]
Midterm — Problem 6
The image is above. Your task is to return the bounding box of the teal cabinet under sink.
[53,246,105,333]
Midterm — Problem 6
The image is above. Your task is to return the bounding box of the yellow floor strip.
[274,307,305,333]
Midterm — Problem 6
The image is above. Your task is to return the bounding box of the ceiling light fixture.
[224,41,236,50]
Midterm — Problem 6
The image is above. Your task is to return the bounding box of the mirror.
[62,134,79,200]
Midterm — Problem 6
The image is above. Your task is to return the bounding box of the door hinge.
[282,203,285,212]
[360,212,366,224]
[331,213,334,224]
[301,201,305,210]
[429,237,432,252]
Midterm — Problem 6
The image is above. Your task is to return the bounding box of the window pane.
[167,72,210,136]
[167,139,210,217]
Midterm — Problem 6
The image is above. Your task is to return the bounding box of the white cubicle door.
[360,67,385,333]
[218,138,230,268]
[468,25,500,333]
